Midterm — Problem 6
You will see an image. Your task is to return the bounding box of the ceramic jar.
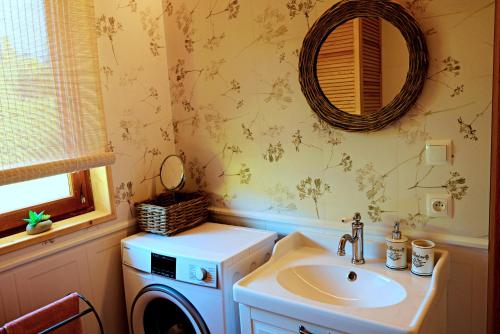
[411,239,435,276]
[385,236,408,269]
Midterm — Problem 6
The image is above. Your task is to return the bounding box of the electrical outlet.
[426,194,452,218]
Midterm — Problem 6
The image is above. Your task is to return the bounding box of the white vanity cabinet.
[239,305,344,334]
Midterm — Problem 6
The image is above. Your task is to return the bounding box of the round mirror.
[160,155,185,191]
[316,18,409,115]
[299,0,428,131]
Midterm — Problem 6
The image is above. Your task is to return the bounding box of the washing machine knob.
[194,267,207,281]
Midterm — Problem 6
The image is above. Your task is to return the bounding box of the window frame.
[0,171,94,236]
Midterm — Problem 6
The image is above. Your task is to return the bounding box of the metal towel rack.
[38,293,104,334]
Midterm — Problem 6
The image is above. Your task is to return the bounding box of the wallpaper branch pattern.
[163,0,494,238]
[93,0,493,240]
[94,0,176,219]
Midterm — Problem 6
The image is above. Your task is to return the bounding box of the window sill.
[0,210,116,255]
[0,166,116,256]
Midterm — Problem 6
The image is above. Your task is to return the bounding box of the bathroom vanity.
[233,231,449,334]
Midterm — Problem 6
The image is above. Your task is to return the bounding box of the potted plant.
[24,210,52,235]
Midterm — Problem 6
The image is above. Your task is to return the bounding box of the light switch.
[425,140,452,165]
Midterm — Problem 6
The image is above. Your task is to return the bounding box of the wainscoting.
[0,211,488,334]
[0,220,135,334]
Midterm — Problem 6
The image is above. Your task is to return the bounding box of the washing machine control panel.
[178,259,217,288]
[150,253,217,288]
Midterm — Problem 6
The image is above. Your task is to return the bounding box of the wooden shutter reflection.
[317,20,356,113]
[316,18,382,115]
[359,18,382,114]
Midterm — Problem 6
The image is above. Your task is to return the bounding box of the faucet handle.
[340,217,353,223]
[340,212,362,223]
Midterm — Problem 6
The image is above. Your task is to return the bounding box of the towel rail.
[38,293,104,334]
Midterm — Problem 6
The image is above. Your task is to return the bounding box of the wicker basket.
[135,192,209,236]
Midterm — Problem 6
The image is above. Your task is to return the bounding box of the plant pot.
[26,220,53,235]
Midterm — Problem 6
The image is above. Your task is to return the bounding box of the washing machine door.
[131,284,210,334]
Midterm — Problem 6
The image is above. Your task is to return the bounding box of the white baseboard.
[209,207,488,250]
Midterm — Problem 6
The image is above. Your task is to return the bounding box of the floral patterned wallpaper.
[93,0,176,220]
[91,0,494,239]
[162,0,494,239]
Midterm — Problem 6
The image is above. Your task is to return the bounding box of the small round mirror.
[159,155,185,191]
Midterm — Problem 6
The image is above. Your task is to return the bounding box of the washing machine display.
[151,253,176,279]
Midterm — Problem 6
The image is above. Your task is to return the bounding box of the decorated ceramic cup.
[411,239,435,276]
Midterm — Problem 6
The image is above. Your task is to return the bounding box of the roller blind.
[0,0,114,186]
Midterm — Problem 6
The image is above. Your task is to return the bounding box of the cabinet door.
[13,246,95,332]
[250,308,344,334]
[0,272,20,324]
[253,320,296,334]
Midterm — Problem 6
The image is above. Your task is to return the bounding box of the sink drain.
[347,271,357,282]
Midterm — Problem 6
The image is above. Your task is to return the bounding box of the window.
[0,171,94,237]
[0,0,115,245]
[0,174,72,214]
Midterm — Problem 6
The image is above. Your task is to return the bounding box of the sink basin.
[233,231,450,334]
[277,264,407,308]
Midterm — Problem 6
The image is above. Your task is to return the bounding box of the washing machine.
[122,222,277,334]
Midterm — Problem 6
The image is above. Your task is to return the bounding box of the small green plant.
[23,210,51,227]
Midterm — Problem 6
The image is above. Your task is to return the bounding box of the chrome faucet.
[337,212,365,264]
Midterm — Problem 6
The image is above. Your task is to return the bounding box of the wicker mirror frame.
[299,0,429,132]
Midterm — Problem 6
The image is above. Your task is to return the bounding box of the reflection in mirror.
[316,18,408,115]
[160,155,185,191]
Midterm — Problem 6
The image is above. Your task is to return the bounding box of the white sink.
[233,231,450,334]
[277,264,407,308]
